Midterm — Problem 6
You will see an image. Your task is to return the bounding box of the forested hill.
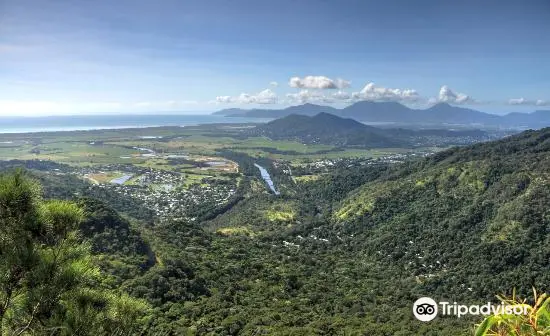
[248,112,403,147]
[203,126,550,334]
[327,126,550,302]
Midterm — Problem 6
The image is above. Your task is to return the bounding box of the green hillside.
[202,127,550,334]
[332,128,550,301]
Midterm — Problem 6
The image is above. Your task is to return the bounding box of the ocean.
[0,114,271,134]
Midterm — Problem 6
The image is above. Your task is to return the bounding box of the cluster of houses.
[78,166,236,222]
[93,176,235,222]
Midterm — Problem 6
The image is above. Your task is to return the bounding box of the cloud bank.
[285,81,419,104]
[350,82,419,103]
[215,78,549,108]
[286,90,334,104]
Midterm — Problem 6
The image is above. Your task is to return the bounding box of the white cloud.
[215,89,278,105]
[508,98,529,105]
[437,85,473,104]
[332,90,351,101]
[334,78,351,89]
[427,97,438,104]
[289,76,350,90]
[255,89,278,104]
[286,90,334,104]
[215,96,233,103]
[508,98,549,106]
[287,82,420,104]
[350,82,419,103]
[269,81,278,87]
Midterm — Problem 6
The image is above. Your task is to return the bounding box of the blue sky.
[1,0,549,115]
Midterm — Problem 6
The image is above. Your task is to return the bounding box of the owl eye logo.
[413,297,438,321]
[416,303,436,315]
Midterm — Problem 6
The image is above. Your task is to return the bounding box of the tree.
[0,170,149,335]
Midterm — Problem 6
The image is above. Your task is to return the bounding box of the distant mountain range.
[248,112,494,148]
[213,102,550,128]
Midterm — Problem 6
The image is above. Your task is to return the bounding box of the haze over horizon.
[1,0,549,116]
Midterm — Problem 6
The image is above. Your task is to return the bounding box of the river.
[254,163,280,195]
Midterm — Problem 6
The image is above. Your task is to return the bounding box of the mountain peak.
[284,103,337,111]
[314,111,339,118]
[430,102,453,108]
[251,112,401,147]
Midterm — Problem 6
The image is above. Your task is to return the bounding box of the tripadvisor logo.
[413,297,438,321]
[413,297,529,322]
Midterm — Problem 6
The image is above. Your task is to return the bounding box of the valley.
[0,116,548,335]
[0,118,502,228]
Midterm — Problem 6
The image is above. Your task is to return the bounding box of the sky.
[1,0,549,116]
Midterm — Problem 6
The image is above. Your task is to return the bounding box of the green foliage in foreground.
[0,170,149,335]
[475,290,550,336]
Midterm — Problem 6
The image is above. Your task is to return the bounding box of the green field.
[0,125,435,168]
[0,125,442,193]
